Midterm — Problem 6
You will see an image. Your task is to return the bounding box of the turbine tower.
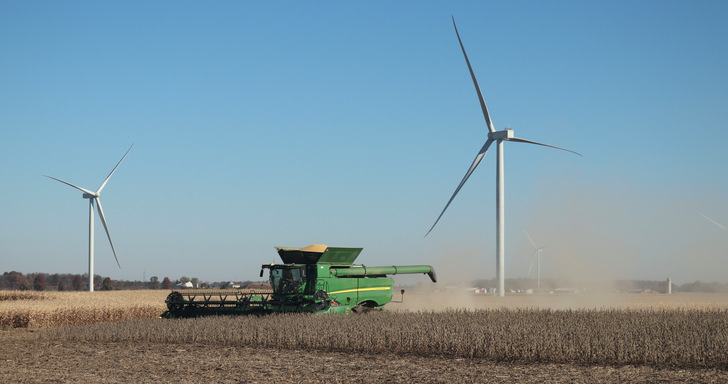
[525,231,546,291]
[44,145,133,291]
[426,18,580,297]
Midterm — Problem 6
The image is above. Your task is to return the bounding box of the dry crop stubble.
[5,290,728,370]
[36,307,728,369]
[0,290,166,328]
[389,290,728,311]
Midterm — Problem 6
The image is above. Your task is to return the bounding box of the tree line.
[0,271,175,291]
[0,271,258,291]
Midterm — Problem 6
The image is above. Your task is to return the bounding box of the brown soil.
[2,329,727,383]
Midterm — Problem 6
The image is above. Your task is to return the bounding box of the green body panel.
[323,272,394,307]
[162,245,435,318]
[317,247,363,264]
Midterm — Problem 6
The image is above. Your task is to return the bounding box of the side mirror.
[259,269,264,278]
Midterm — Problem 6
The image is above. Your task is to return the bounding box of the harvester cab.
[264,264,307,296]
[162,244,436,318]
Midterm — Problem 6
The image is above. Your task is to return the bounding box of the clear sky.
[1,1,727,285]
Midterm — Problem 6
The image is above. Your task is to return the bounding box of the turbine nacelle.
[488,129,514,140]
[83,193,97,199]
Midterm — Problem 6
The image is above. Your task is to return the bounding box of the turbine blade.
[700,213,728,233]
[528,253,537,278]
[525,230,537,250]
[95,198,121,268]
[452,17,495,133]
[425,138,494,237]
[97,144,133,194]
[43,175,96,196]
[507,137,582,157]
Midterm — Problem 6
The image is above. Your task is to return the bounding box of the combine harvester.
[162,244,436,317]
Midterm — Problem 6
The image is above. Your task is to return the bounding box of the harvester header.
[162,244,436,317]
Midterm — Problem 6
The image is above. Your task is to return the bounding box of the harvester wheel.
[165,291,185,312]
[351,304,377,314]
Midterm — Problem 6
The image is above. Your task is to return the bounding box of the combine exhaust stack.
[162,244,436,317]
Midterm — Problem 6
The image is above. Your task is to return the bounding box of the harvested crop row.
[39,308,728,369]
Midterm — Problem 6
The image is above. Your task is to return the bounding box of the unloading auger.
[161,244,436,318]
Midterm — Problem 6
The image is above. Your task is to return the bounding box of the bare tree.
[72,275,84,291]
[101,277,113,291]
[33,274,46,291]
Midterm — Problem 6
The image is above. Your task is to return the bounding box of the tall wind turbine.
[525,231,546,291]
[425,18,581,297]
[700,213,728,233]
[44,145,133,292]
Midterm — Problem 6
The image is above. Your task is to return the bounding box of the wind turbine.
[700,213,728,233]
[425,18,581,297]
[44,145,133,292]
[525,231,546,291]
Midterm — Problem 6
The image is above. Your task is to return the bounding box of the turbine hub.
[488,129,514,140]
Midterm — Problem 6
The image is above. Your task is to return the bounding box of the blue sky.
[1,1,727,285]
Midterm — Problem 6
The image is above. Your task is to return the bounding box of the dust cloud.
[395,169,728,312]
[516,172,728,287]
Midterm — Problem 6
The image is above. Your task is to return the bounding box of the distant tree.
[33,274,46,291]
[190,277,199,288]
[678,281,728,293]
[161,277,172,290]
[17,277,31,291]
[149,276,160,289]
[48,273,60,287]
[72,275,84,291]
[93,275,103,290]
[101,277,113,291]
[57,281,66,291]
[6,271,22,290]
[179,276,190,283]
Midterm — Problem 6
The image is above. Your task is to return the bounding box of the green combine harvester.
[162,244,436,317]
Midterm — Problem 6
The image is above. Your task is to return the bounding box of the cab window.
[270,267,305,294]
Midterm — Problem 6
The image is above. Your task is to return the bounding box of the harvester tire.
[352,304,377,314]
[165,291,185,312]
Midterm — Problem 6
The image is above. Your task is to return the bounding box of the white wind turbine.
[44,145,133,292]
[525,231,546,291]
[426,18,581,297]
[700,213,728,233]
